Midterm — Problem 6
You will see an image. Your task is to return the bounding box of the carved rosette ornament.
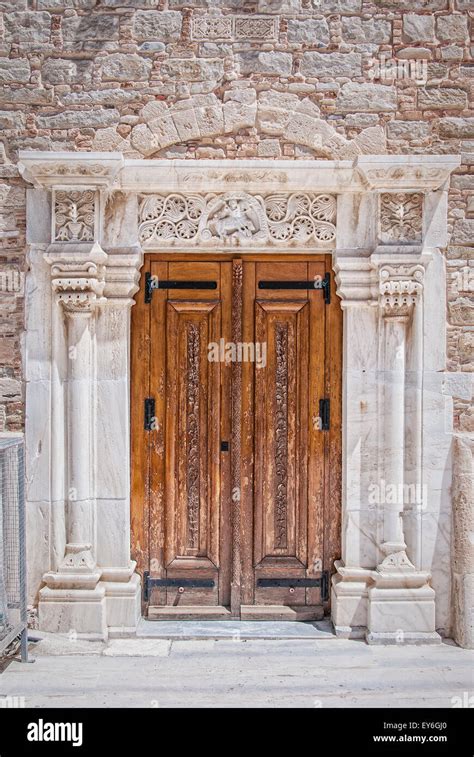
[379,265,424,318]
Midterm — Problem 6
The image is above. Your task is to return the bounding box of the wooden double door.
[131,255,341,620]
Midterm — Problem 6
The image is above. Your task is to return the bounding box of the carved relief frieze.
[380,193,423,243]
[138,192,337,248]
[191,14,278,41]
[234,16,279,40]
[379,264,424,318]
[192,15,233,40]
[54,190,97,243]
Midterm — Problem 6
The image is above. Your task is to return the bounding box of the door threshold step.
[136,617,336,639]
[240,605,324,621]
[147,605,232,621]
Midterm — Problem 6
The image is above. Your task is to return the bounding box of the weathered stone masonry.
[0,1,472,644]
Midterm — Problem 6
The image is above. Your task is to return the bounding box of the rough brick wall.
[0,0,472,431]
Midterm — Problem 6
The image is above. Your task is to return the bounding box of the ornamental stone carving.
[191,14,278,41]
[380,193,423,243]
[138,192,336,247]
[49,257,106,313]
[379,264,424,317]
[54,190,97,243]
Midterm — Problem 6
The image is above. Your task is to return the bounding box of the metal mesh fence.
[0,437,27,660]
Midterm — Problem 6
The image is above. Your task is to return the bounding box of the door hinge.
[145,272,217,303]
[321,271,331,304]
[257,272,331,304]
[144,397,155,431]
[143,571,215,602]
[144,272,157,304]
[256,571,329,601]
[319,398,330,431]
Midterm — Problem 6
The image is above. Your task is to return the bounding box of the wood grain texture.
[230,260,243,615]
[131,254,341,619]
[130,259,151,586]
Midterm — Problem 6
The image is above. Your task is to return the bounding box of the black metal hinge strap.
[144,398,155,431]
[321,570,329,602]
[257,571,329,601]
[145,272,217,302]
[258,272,330,304]
[143,572,215,601]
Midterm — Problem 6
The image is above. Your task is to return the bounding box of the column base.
[332,558,441,644]
[331,560,372,638]
[38,585,107,641]
[367,563,441,644]
[101,564,141,635]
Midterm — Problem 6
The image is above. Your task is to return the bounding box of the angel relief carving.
[138,192,337,247]
[202,194,268,242]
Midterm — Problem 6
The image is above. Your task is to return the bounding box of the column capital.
[44,242,107,314]
[379,263,424,319]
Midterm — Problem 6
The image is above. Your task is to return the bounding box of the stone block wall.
[0,0,472,434]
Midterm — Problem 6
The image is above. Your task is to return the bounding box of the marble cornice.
[18,152,461,194]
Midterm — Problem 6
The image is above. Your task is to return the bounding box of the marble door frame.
[18,151,463,642]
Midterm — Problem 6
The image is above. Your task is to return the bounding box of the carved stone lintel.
[379,264,424,318]
[138,191,337,248]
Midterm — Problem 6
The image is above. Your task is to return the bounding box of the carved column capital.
[379,264,424,319]
[45,243,108,313]
[51,263,106,314]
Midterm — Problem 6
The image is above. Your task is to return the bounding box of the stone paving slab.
[135,618,336,640]
[0,637,471,709]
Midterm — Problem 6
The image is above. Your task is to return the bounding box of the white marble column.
[39,249,108,639]
[378,265,424,563]
[382,313,407,554]
[366,264,439,644]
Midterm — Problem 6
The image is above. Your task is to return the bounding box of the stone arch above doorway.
[92,89,387,160]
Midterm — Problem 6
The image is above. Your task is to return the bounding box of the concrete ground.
[1,622,472,708]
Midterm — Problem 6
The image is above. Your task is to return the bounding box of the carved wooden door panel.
[239,260,340,620]
[131,255,341,620]
[146,261,232,617]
